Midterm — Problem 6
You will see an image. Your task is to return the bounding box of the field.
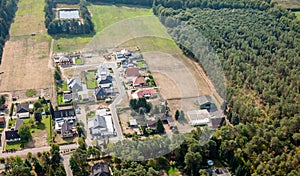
[53,4,152,52]
[0,0,53,98]
[275,0,300,9]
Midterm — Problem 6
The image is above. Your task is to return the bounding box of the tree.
[34,101,42,109]
[34,111,42,123]
[18,125,32,143]
[175,110,180,120]
[0,95,5,105]
[156,119,165,134]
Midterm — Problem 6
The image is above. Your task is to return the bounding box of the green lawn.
[53,4,153,52]
[59,81,68,92]
[295,12,300,19]
[168,167,181,176]
[25,89,37,97]
[87,111,95,119]
[85,70,97,89]
[136,61,144,68]
[5,142,22,150]
[57,93,67,105]
[42,116,52,143]
[75,58,83,64]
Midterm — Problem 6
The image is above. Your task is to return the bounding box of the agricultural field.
[275,0,300,9]
[53,4,152,52]
[0,0,53,96]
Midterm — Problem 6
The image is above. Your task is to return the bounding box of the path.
[62,155,73,176]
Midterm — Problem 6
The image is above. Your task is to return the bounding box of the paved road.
[107,63,124,141]
[0,143,78,158]
[62,155,73,176]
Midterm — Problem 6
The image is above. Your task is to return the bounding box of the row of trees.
[46,0,94,34]
[153,0,300,175]
[0,0,19,63]
[3,144,65,176]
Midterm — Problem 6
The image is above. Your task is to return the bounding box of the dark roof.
[61,121,72,134]
[147,120,157,127]
[5,130,20,140]
[54,109,76,119]
[98,76,112,85]
[95,87,106,97]
[197,95,214,105]
[16,104,29,113]
[211,117,225,128]
[91,162,110,176]
[15,119,24,130]
[0,117,5,123]
[125,67,139,77]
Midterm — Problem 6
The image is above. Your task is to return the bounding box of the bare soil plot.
[0,38,53,92]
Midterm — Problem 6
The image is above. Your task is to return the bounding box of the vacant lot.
[54,4,152,52]
[0,0,53,96]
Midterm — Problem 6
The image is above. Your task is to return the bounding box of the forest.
[45,0,94,34]
[151,0,300,175]
[0,0,19,63]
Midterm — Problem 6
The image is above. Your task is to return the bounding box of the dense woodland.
[152,0,300,175]
[0,0,18,63]
[45,0,94,34]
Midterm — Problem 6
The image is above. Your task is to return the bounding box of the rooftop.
[125,67,140,77]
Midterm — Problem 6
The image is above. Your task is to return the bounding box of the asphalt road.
[107,63,124,141]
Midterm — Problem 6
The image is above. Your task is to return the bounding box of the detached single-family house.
[197,95,217,112]
[129,119,138,128]
[16,103,30,118]
[187,109,210,126]
[95,87,107,100]
[125,67,140,82]
[96,65,113,87]
[132,88,157,99]
[90,162,111,176]
[67,78,83,92]
[54,108,76,121]
[63,93,79,103]
[88,114,114,139]
[5,130,21,142]
[147,120,157,130]
[133,76,147,87]
[54,56,72,65]
[61,121,75,138]
[0,117,5,128]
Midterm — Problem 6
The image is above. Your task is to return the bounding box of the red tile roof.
[125,67,140,77]
[0,117,5,123]
[134,77,146,85]
[137,89,156,98]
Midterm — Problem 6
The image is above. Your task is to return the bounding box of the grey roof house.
[67,78,83,92]
[88,115,114,139]
[61,121,75,138]
[90,162,111,176]
[54,108,76,121]
[16,103,30,118]
[197,95,217,112]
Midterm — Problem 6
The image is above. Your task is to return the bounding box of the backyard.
[85,70,97,89]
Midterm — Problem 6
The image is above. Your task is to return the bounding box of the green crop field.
[54,4,152,52]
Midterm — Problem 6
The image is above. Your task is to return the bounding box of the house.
[88,113,114,139]
[125,67,140,78]
[207,168,231,176]
[147,120,157,130]
[15,119,24,130]
[54,56,72,65]
[54,108,76,121]
[129,119,138,128]
[187,109,210,126]
[90,162,111,176]
[16,103,30,118]
[5,130,21,142]
[95,87,107,100]
[63,93,78,103]
[197,95,217,112]
[96,65,113,87]
[67,78,83,92]
[210,116,225,129]
[0,117,5,128]
[132,88,157,99]
[61,121,75,138]
[133,76,146,87]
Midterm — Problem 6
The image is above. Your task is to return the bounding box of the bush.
[9,103,14,117]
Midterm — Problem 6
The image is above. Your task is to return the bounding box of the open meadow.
[0,0,53,98]
[53,4,152,52]
[275,0,300,9]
